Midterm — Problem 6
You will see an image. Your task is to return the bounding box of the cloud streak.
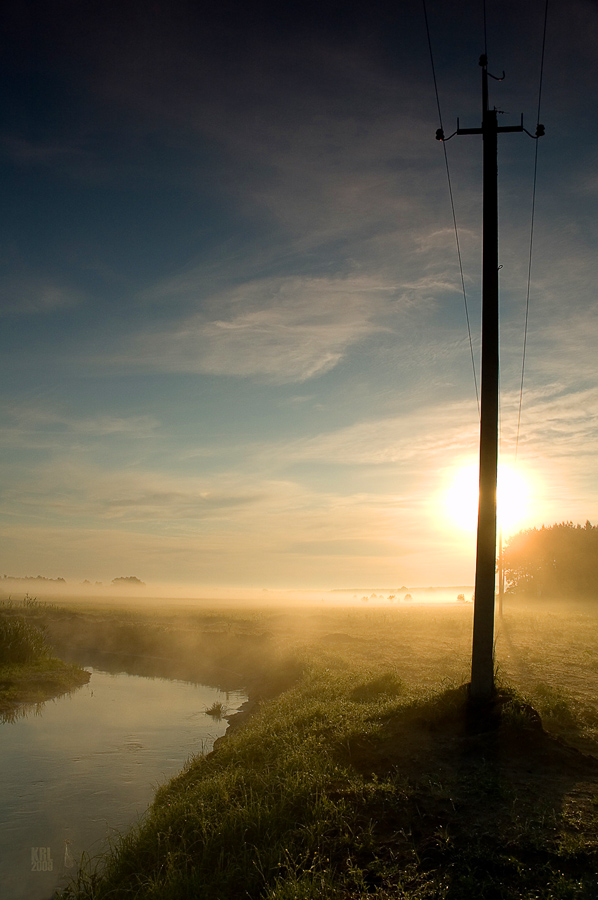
[0,407,159,451]
[0,275,83,316]
[112,275,398,382]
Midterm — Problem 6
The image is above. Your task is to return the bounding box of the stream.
[0,659,246,899]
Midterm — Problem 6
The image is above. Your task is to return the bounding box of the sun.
[445,461,531,536]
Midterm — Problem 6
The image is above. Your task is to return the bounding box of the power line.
[422,0,480,415]
[514,0,549,462]
[444,147,480,417]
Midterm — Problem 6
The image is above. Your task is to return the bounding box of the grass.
[205,700,228,718]
[0,611,50,663]
[0,597,90,717]
[0,656,91,720]
[56,666,598,899]
[6,597,598,898]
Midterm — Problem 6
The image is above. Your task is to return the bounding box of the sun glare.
[445,461,531,537]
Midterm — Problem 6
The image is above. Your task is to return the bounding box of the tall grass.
[0,616,49,664]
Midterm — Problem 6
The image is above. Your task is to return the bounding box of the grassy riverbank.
[39,600,598,900]
[58,669,598,899]
[0,656,90,719]
[0,598,90,718]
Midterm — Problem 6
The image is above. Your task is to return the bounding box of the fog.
[0,578,473,611]
[0,577,474,610]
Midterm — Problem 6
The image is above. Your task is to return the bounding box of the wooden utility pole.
[437,56,543,702]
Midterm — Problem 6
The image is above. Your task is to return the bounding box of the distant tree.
[503,521,598,599]
[111,576,146,587]
[2,574,65,582]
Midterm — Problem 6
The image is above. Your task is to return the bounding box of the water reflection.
[0,661,246,900]
[1,701,46,724]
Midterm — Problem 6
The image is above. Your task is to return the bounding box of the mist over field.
[0,574,475,606]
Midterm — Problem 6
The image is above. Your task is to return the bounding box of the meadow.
[6,595,598,898]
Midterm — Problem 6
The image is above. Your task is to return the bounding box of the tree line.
[503,521,598,599]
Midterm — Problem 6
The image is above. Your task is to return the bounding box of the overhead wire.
[422,0,480,415]
[514,0,549,462]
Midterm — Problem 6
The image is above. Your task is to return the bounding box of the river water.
[0,662,246,900]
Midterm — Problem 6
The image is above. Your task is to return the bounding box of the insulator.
[435,128,445,141]
[535,123,545,138]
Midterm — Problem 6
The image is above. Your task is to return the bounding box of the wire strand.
[514,0,549,462]
[423,0,480,414]
[443,145,480,415]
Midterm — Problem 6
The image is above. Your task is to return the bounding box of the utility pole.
[436,56,543,702]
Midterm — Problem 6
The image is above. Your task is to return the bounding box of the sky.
[1,0,597,594]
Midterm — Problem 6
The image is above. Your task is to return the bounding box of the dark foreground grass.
[57,666,598,900]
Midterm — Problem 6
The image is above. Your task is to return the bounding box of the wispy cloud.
[500,384,598,460]
[0,275,83,316]
[0,406,158,450]
[1,461,267,524]
[112,275,398,383]
[84,18,455,259]
[261,399,480,468]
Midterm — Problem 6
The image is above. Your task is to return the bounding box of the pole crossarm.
[456,118,525,138]
[437,120,542,142]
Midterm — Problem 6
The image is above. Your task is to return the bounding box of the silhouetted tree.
[503,521,598,599]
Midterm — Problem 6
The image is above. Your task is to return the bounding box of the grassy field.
[7,596,598,898]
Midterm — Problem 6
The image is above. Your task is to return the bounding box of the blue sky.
[1,0,597,592]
